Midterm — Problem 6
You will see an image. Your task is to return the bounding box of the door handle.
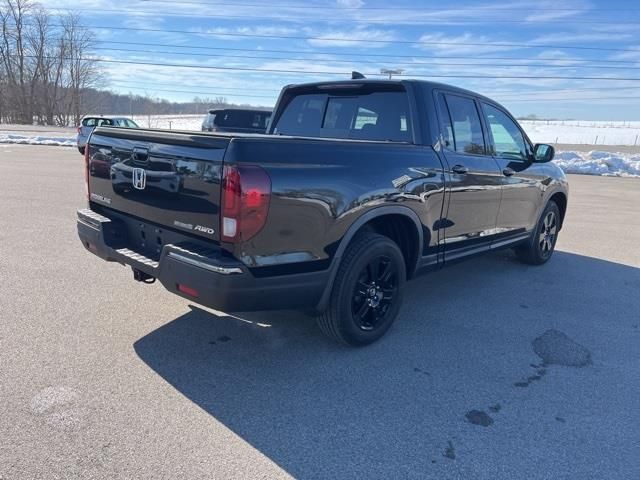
[451,164,469,174]
[503,167,515,177]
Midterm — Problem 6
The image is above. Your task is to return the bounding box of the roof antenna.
[351,71,366,80]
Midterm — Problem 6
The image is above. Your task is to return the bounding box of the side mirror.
[533,143,555,163]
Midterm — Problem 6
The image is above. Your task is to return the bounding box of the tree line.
[0,0,268,126]
[0,0,101,125]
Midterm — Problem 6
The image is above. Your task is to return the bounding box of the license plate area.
[134,221,166,260]
[93,206,223,262]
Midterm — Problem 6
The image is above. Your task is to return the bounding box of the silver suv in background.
[201,109,272,134]
[77,116,139,154]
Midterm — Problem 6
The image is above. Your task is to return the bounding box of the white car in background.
[77,116,139,154]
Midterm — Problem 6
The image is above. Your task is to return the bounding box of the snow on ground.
[1,118,639,177]
[521,120,640,146]
[0,133,75,147]
[554,151,640,177]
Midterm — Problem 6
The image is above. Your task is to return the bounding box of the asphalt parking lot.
[1,144,639,479]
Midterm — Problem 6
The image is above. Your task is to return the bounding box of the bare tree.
[0,5,265,125]
[0,0,103,125]
[0,0,35,123]
[60,12,101,126]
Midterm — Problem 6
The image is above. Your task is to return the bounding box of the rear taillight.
[221,165,271,243]
[84,145,90,199]
[77,126,82,134]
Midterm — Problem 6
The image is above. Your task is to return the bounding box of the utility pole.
[380,68,405,79]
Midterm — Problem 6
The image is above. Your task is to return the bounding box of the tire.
[78,146,85,155]
[515,200,561,265]
[317,232,406,346]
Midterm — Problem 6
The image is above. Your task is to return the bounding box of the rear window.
[214,110,271,129]
[82,117,114,127]
[273,90,411,142]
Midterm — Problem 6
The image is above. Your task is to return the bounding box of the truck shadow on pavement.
[134,250,640,478]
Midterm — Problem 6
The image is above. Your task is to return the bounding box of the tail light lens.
[221,165,271,242]
[77,126,82,134]
[84,145,90,199]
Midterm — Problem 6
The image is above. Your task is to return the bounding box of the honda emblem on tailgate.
[132,168,146,190]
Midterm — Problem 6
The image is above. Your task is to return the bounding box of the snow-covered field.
[132,114,203,131]
[133,117,640,147]
[520,120,640,146]
[1,118,639,177]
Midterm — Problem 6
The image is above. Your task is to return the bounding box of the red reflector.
[177,284,199,298]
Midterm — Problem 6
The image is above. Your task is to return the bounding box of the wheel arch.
[549,191,568,229]
[316,206,425,312]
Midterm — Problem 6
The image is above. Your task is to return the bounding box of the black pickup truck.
[77,79,568,346]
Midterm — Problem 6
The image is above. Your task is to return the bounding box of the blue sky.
[52,0,640,119]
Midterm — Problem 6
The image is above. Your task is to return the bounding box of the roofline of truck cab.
[269,78,519,147]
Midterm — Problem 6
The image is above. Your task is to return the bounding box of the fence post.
[595,135,598,145]
[635,134,639,146]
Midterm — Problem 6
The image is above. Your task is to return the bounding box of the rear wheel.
[78,146,85,155]
[317,232,406,346]
[515,200,561,265]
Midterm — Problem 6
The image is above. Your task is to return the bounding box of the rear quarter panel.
[223,137,446,271]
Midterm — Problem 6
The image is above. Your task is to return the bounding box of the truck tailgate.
[87,127,229,242]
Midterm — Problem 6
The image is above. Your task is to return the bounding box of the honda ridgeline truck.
[77,79,568,346]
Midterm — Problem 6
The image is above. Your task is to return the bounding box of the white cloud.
[337,0,364,7]
[607,51,640,62]
[415,32,519,56]
[531,32,634,45]
[198,25,299,41]
[306,27,396,48]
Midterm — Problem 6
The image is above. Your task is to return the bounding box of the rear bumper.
[77,208,329,312]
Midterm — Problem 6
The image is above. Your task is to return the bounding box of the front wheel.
[515,200,561,265]
[317,232,406,346]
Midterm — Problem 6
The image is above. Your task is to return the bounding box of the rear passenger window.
[436,94,454,149]
[444,94,485,155]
